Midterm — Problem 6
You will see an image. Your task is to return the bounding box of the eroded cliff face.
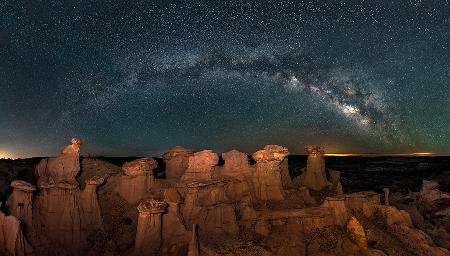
[1,139,449,256]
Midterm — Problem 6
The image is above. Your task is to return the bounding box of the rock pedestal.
[182,180,239,237]
[34,182,82,253]
[220,150,250,179]
[6,180,36,233]
[162,146,194,180]
[80,176,104,230]
[321,196,349,226]
[162,188,190,253]
[251,145,289,200]
[300,145,330,191]
[115,157,157,204]
[134,199,167,256]
[220,150,253,202]
[36,137,82,185]
[0,211,32,256]
[181,150,219,182]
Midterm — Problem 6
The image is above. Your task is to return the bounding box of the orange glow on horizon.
[325,152,435,157]
[0,150,16,159]
[324,153,360,156]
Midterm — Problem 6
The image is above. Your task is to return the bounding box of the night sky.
[1,1,449,158]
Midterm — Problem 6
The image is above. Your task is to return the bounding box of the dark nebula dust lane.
[0,1,449,158]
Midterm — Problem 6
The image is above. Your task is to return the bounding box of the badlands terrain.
[0,138,449,256]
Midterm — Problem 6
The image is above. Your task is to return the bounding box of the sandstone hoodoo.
[251,145,290,200]
[299,144,331,191]
[134,199,167,255]
[1,138,449,256]
[162,146,194,180]
[181,150,219,182]
[36,137,82,186]
[80,176,104,230]
[115,157,157,204]
[0,210,32,256]
[219,149,250,179]
[6,180,35,233]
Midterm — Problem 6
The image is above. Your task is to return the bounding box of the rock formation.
[181,150,219,182]
[0,211,32,256]
[299,144,330,191]
[251,145,289,200]
[219,150,250,179]
[162,188,190,254]
[162,146,194,180]
[115,157,157,204]
[36,137,82,186]
[188,224,200,256]
[34,181,83,253]
[321,196,349,226]
[6,180,35,233]
[219,150,253,202]
[383,187,390,206]
[346,216,367,251]
[80,176,104,230]
[419,180,450,208]
[134,199,167,255]
[182,180,239,237]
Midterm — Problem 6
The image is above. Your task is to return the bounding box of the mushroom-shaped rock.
[162,146,194,180]
[299,145,330,191]
[80,176,104,230]
[135,199,167,256]
[346,216,367,251]
[115,157,157,204]
[220,150,250,179]
[163,189,190,254]
[181,150,219,182]
[6,180,35,233]
[36,137,82,185]
[0,211,33,256]
[251,145,289,200]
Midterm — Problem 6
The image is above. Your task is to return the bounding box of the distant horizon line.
[1,152,448,160]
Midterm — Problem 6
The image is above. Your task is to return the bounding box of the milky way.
[1,1,449,157]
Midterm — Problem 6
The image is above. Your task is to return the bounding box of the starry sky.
[1,1,449,158]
